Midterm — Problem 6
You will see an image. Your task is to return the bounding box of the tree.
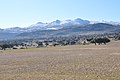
[95,37,110,45]
[36,42,43,47]
[88,37,110,45]
[102,37,110,44]
[0,44,9,50]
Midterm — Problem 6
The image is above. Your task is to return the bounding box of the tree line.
[0,36,111,50]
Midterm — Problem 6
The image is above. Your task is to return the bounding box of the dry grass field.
[0,41,120,80]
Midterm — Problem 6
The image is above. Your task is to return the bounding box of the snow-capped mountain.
[26,18,90,31]
[0,18,120,40]
[1,18,120,34]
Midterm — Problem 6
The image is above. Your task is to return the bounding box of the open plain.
[0,41,120,80]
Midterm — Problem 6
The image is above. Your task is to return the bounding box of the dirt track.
[0,41,120,80]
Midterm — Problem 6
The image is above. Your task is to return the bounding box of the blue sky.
[0,0,119,28]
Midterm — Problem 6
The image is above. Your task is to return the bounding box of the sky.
[0,0,120,28]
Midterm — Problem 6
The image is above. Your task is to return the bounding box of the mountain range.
[0,18,120,40]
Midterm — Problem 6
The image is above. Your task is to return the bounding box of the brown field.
[0,41,120,80]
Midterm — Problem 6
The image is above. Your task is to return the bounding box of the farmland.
[0,41,120,80]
